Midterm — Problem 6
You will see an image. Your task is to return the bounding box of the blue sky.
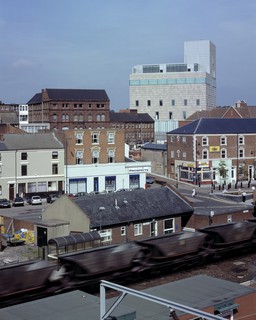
[0,0,256,109]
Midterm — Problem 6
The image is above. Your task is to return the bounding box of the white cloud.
[11,59,36,69]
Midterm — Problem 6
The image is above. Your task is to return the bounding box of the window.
[88,114,92,121]
[182,151,187,158]
[52,164,58,174]
[170,150,174,158]
[134,223,143,236]
[196,99,200,106]
[108,132,115,144]
[159,100,163,106]
[220,136,227,145]
[21,165,27,176]
[53,114,57,121]
[163,218,174,234]
[238,135,244,145]
[202,136,208,146]
[96,114,101,121]
[221,148,227,159]
[21,152,27,160]
[239,148,244,158]
[79,114,83,122]
[108,149,115,163]
[99,229,112,243]
[183,111,186,119]
[171,99,175,106]
[101,114,105,121]
[184,99,188,106]
[121,226,126,236]
[76,150,83,164]
[135,100,139,107]
[169,112,173,119]
[74,114,78,122]
[92,148,100,163]
[75,132,83,144]
[52,151,58,159]
[147,100,151,107]
[182,137,186,143]
[91,132,99,144]
[202,149,208,159]
[155,112,159,120]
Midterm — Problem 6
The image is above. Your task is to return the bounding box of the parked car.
[47,194,59,203]
[0,198,11,208]
[13,197,25,207]
[146,176,155,184]
[115,188,131,192]
[29,196,42,205]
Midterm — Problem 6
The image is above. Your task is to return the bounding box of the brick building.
[167,118,256,185]
[109,109,154,148]
[56,128,151,194]
[27,88,110,130]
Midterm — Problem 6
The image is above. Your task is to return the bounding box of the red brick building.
[27,88,110,130]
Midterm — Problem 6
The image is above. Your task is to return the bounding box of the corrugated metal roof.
[168,118,256,135]
[1,275,254,319]
[0,132,64,150]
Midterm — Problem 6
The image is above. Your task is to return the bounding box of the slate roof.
[141,143,167,151]
[0,112,19,124]
[27,88,109,104]
[73,187,193,228]
[168,118,256,135]
[187,106,256,121]
[110,112,154,123]
[0,132,64,151]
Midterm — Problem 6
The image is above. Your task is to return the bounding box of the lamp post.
[251,151,256,180]
[195,139,200,185]
[99,206,105,234]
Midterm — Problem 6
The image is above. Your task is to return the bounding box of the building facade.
[59,129,151,194]
[167,118,256,185]
[0,132,65,199]
[129,40,216,121]
[27,88,110,131]
[109,109,154,148]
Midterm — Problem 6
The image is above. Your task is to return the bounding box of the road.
[149,173,254,217]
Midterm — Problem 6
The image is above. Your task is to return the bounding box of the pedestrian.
[192,188,196,197]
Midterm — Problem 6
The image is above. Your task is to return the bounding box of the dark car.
[0,198,11,208]
[13,197,25,207]
[47,194,59,203]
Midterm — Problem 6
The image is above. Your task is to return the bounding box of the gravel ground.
[0,244,39,266]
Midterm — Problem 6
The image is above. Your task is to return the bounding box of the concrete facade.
[129,40,216,121]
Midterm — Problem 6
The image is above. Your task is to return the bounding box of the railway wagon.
[0,260,58,301]
[58,242,141,287]
[199,221,256,258]
[134,231,207,274]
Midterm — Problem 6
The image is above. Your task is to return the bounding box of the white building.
[129,40,216,121]
[0,133,65,199]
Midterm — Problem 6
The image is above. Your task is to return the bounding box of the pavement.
[150,173,254,217]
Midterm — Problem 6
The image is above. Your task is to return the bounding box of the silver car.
[30,196,42,205]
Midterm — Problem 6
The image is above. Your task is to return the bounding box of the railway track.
[104,250,256,298]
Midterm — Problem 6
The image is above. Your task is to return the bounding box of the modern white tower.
[129,40,216,122]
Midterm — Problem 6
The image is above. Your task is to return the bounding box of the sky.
[0,0,256,110]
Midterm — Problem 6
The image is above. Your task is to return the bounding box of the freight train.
[1,220,256,308]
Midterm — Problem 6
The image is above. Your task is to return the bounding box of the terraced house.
[167,118,256,186]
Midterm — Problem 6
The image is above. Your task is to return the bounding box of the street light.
[195,139,200,185]
[251,151,256,180]
[99,206,105,234]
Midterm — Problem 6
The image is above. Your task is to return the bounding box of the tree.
[217,160,228,183]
